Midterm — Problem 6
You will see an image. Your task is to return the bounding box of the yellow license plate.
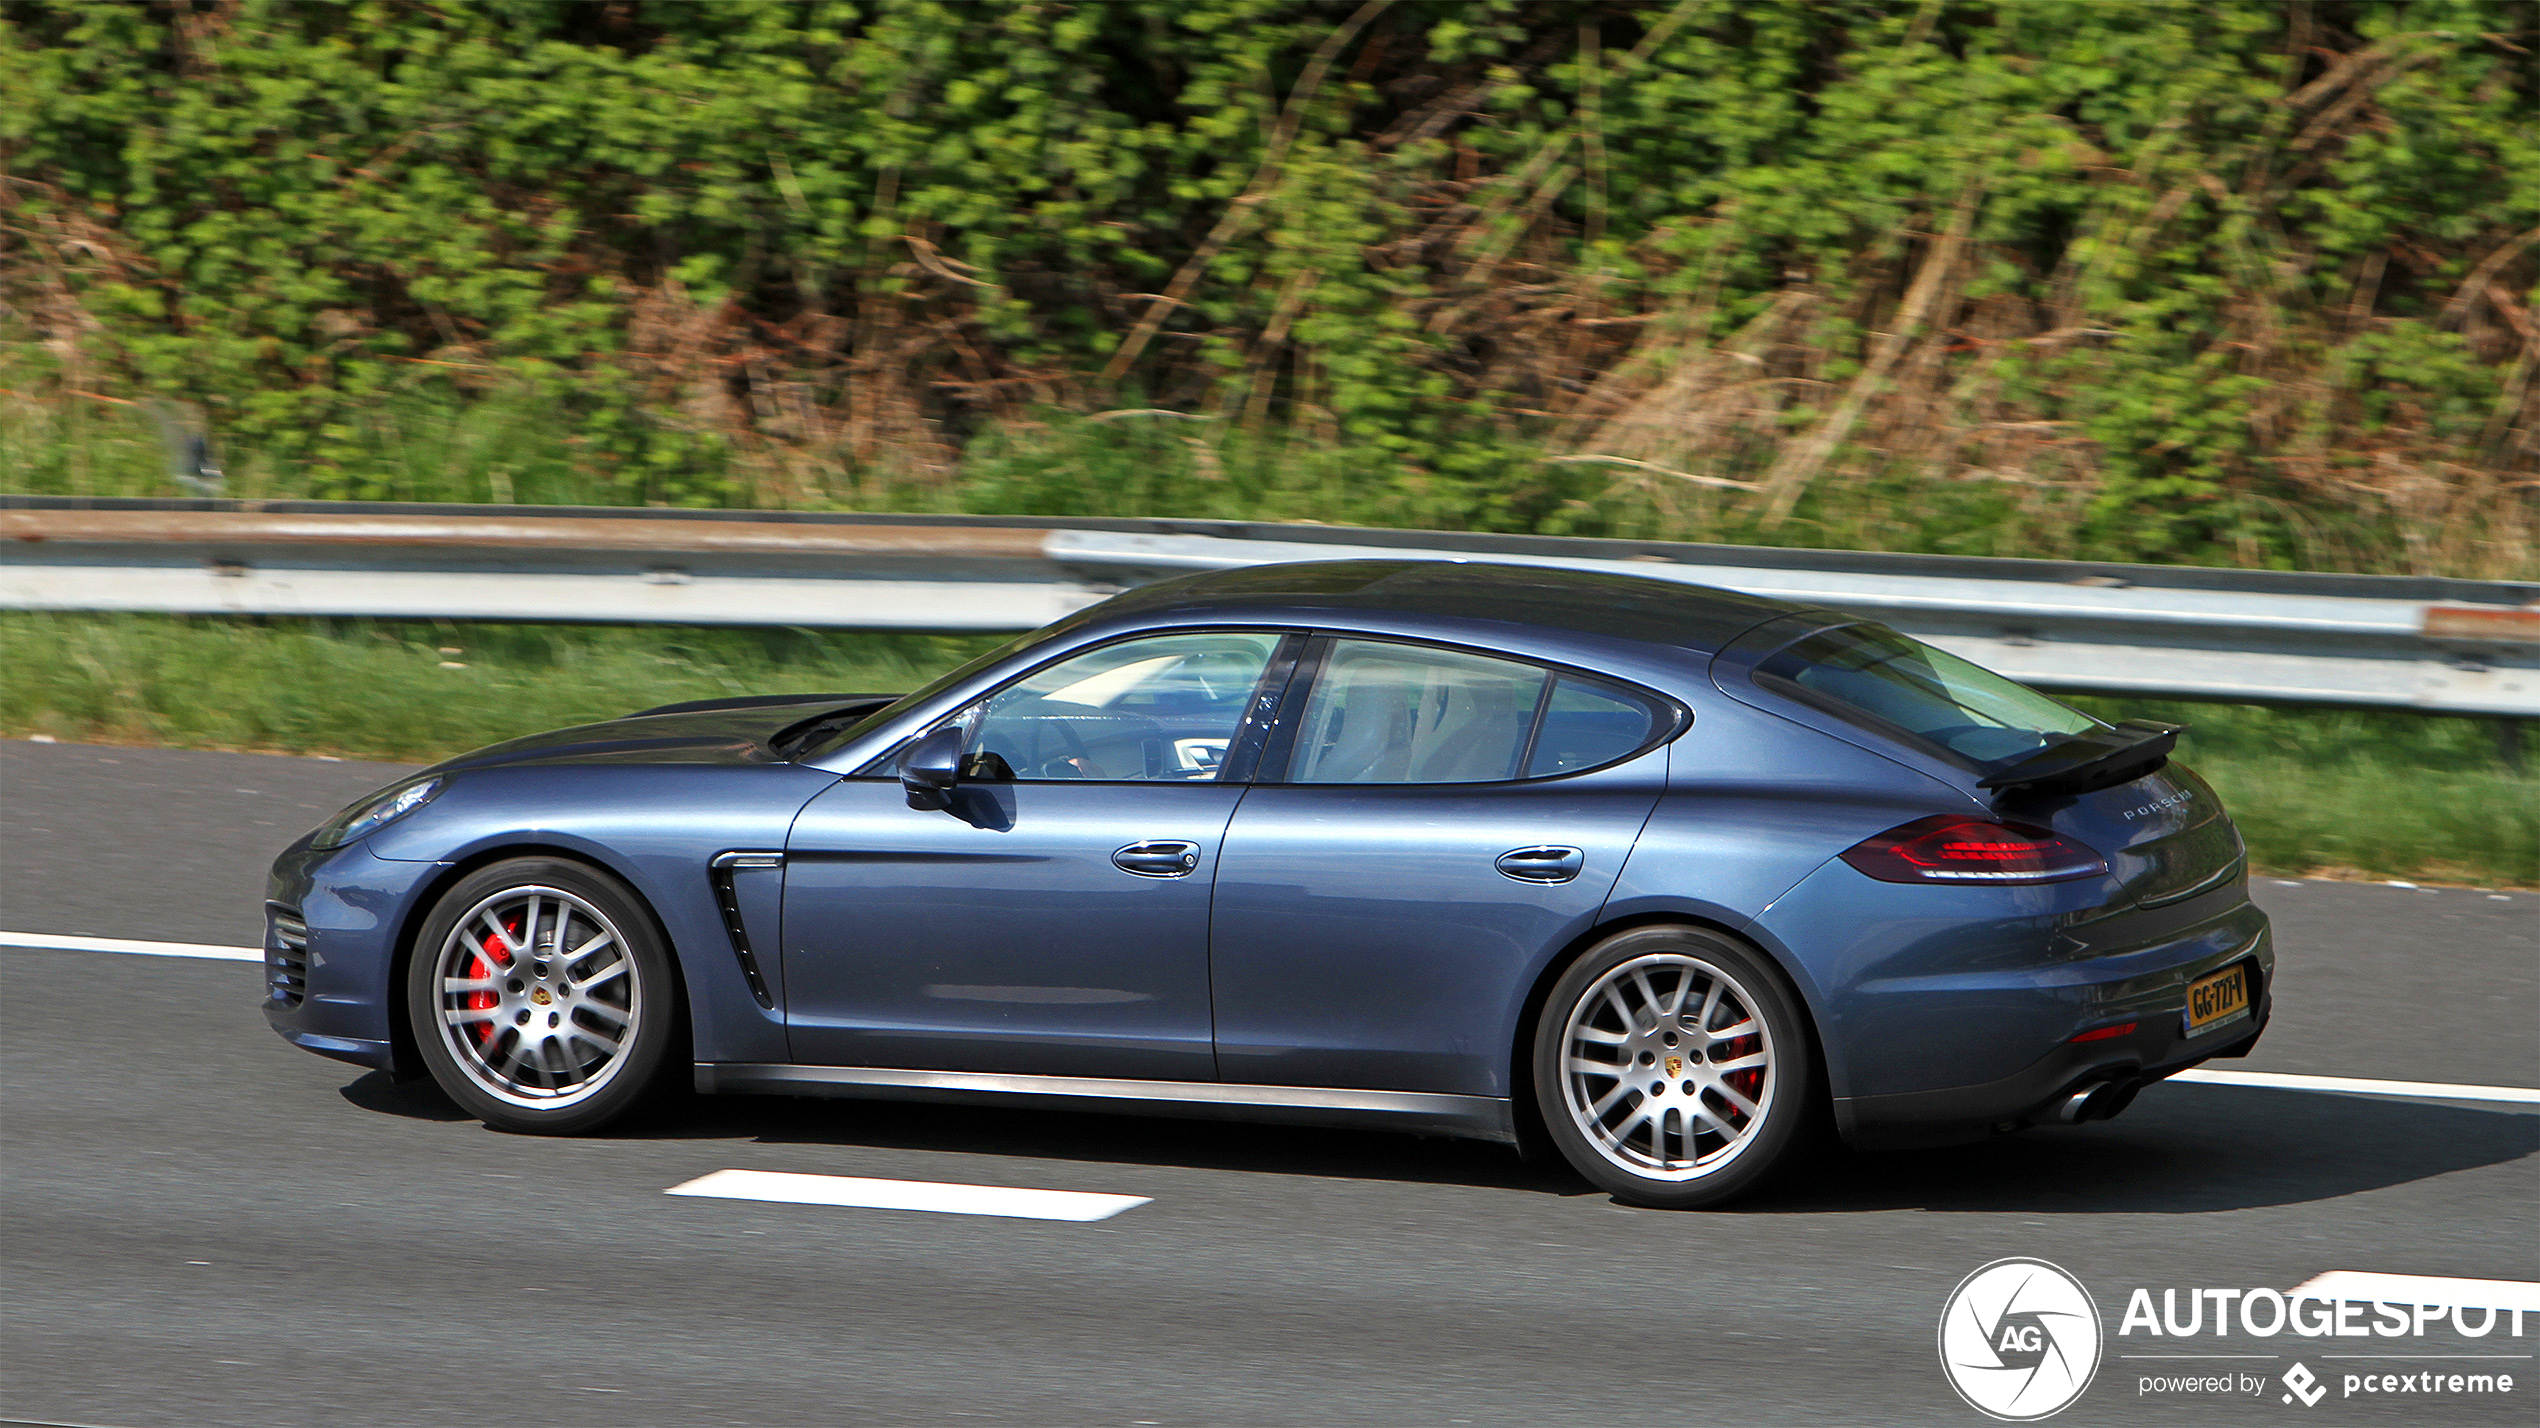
[2185,964,2251,1035]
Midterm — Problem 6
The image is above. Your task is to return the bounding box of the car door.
[1207,636,1675,1098]
[781,629,1297,1080]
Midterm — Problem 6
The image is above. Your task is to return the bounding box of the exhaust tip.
[2088,1079,2143,1122]
[2055,1080,2141,1124]
[2054,1083,2108,1124]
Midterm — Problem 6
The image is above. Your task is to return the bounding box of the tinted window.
[958,632,1282,781]
[1526,678,1658,777]
[1289,641,1549,784]
[1754,624,2100,770]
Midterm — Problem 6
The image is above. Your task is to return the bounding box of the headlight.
[310,776,444,850]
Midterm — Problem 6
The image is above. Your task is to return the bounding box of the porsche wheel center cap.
[530,987,554,1006]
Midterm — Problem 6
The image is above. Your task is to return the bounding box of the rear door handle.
[1496,845,1585,883]
[1114,840,1203,879]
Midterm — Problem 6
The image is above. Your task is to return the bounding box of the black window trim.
[1512,669,1561,778]
[851,626,1312,786]
[1252,631,1688,787]
[1218,632,1309,784]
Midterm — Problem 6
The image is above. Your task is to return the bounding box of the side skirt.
[695,1062,1517,1145]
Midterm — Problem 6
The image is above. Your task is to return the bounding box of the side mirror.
[898,726,965,810]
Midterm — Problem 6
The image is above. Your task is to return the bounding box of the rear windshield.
[1753,624,2100,771]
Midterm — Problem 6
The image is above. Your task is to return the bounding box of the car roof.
[1088,559,1807,656]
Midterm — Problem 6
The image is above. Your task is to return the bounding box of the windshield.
[1753,624,2101,771]
[791,620,1083,764]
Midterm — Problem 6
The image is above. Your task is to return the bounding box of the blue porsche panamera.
[266,560,2271,1207]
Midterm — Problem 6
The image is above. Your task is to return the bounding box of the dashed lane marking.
[2172,1068,2540,1105]
[666,1168,1151,1222]
[2285,1271,2540,1314]
[0,930,261,962]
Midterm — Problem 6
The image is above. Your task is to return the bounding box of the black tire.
[405,856,681,1135]
[1530,925,1817,1209]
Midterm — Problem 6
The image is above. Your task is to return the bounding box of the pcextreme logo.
[1939,1258,2104,1421]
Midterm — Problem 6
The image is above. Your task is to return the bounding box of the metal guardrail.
[4,497,2535,717]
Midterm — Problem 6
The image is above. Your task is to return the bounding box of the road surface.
[3,739,2531,1427]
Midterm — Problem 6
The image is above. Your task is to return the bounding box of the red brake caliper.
[1722,1025,1765,1125]
[465,920,512,1044]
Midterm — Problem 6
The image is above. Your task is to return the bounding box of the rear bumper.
[1834,925,2273,1148]
[1837,1010,2268,1149]
[1741,853,2278,1149]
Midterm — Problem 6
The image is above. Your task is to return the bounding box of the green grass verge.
[0,612,1000,764]
[2065,698,2536,889]
[3,614,2531,887]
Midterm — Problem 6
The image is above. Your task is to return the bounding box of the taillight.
[1840,815,2106,885]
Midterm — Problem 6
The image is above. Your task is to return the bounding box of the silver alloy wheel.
[1557,951,1777,1182]
[430,885,642,1110]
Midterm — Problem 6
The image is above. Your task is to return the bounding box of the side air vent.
[708,852,783,1009]
[267,907,309,1006]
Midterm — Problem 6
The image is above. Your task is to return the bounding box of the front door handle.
[1114,840,1203,879]
[1496,845,1585,883]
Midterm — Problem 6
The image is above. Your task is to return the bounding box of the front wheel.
[405,857,679,1135]
[1531,926,1816,1208]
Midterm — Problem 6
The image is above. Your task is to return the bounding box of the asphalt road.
[2,739,2534,1428]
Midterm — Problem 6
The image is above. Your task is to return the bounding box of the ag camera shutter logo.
[1940,1258,2105,1420]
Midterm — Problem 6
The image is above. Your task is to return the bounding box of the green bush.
[2,1,2533,571]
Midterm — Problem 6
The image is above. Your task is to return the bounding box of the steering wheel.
[1030,717,1109,780]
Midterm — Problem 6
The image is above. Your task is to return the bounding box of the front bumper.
[261,837,450,1077]
[267,1020,400,1071]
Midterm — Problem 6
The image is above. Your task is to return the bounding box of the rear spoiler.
[1978,719,2183,796]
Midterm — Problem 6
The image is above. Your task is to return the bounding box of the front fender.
[362,762,839,1063]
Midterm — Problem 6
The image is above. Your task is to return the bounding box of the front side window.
[1288,640,1552,784]
[1753,623,2101,771]
[952,632,1284,782]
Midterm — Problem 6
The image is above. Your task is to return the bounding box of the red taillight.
[2069,1021,2137,1044]
[1840,815,2107,885]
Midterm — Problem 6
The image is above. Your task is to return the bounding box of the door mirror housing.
[898,726,965,809]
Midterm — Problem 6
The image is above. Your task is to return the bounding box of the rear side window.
[1290,641,1547,783]
[1753,624,2099,771]
[1284,639,1667,785]
[1527,678,1657,777]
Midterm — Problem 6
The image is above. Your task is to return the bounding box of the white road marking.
[0,930,262,962]
[2286,1272,2540,1314]
[2172,1068,2540,1105]
[665,1168,1150,1222]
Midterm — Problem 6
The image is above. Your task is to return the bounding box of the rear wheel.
[405,857,678,1134]
[1531,926,1815,1208]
